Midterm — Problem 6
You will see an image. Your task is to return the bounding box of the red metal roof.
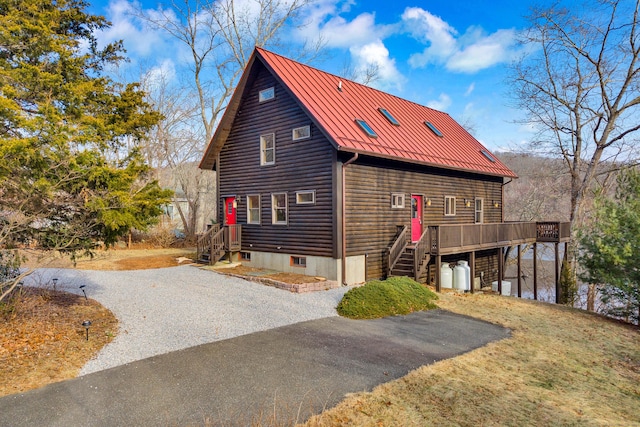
[200,47,517,178]
[255,48,516,178]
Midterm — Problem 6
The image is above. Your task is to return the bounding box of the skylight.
[481,150,497,163]
[378,108,400,126]
[425,121,443,137]
[355,119,378,138]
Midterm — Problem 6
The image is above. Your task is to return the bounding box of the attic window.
[481,150,497,163]
[378,108,400,126]
[355,119,378,138]
[259,86,275,102]
[425,121,444,137]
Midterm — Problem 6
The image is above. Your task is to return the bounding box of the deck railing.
[429,222,570,255]
[224,224,242,251]
[387,225,408,275]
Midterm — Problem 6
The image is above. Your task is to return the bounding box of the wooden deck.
[429,221,570,255]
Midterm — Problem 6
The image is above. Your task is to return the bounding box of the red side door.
[224,196,237,225]
[411,194,423,242]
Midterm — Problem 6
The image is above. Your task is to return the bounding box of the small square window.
[391,193,405,209]
[296,190,315,204]
[272,193,287,225]
[259,87,275,102]
[291,256,306,267]
[292,125,310,141]
[247,195,260,224]
[260,133,275,165]
[240,251,251,261]
[444,196,456,216]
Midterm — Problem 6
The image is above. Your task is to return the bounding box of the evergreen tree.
[578,169,640,325]
[0,0,171,257]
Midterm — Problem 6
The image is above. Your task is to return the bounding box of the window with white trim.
[444,196,456,216]
[260,133,275,165]
[259,86,275,102]
[292,125,310,141]
[247,195,260,224]
[271,193,287,224]
[475,198,484,223]
[296,190,315,204]
[391,193,405,209]
[291,256,306,267]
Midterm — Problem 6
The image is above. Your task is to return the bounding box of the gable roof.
[200,47,517,179]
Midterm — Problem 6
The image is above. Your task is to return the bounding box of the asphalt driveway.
[0,309,509,426]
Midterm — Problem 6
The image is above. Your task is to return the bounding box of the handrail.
[224,224,242,251]
[209,227,225,262]
[387,226,408,275]
[413,227,431,281]
[196,224,220,261]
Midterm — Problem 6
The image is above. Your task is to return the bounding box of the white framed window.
[444,196,456,216]
[391,193,405,209]
[247,195,260,224]
[271,193,288,225]
[292,125,310,141]
[260,133,275,165]
[291,256,306,267]
[259,86,275,102]
[475,198,484,224]
[296,190,315,205]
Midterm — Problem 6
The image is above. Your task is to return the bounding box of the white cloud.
[96,0,165,57]
[350,41,405,91]
[447,29,519,73]
[427,93,452,111]
[143,59,177,89]
[464,82,475,96]
[403,7,523,73]
[402,7,457,67]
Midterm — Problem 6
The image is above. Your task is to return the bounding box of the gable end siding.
[218,66,335,257]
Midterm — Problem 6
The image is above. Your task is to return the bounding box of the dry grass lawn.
[303,292,639,426]
[0,287,118,397]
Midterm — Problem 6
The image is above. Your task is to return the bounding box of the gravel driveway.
[23,266,349,375]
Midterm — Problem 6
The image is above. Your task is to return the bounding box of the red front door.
[411,194,423,242]
[224,196,237,225]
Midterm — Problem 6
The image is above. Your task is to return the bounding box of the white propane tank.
[457,260,471,291]
[440,263,453,289]
[453,263,466,291]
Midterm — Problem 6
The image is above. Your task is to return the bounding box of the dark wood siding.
[344,156,504,280]
[219,65,335,257]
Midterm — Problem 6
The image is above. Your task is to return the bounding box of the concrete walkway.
[0,310,509,426]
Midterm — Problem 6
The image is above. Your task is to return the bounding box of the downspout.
[341,153,359,286]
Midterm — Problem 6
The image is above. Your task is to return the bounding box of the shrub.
[337,277,438,319]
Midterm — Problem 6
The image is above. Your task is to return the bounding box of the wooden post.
[517,244,522,298]
[469,251,476,293]
[533,243,538,301]
[497,247,503,295]
[555,242,560,304]
[435,255,442,292]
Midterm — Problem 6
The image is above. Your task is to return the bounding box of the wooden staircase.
[196,224,241,265]
[387,227,431,282]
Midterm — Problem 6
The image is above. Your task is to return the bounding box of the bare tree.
[136,0,318,238]
[510,0,640,304]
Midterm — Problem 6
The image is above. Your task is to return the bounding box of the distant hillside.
[498,152,571,222]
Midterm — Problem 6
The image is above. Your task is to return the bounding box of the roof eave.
[336,147,519,179]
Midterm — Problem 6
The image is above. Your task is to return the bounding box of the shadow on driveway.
[0,309,509,426]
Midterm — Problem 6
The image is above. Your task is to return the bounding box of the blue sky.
[88,0,543,152]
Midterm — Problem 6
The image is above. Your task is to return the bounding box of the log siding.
[344,156,504,280]
[218,65,335,257]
